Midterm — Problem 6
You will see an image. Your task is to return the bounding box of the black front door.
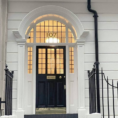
[36,46,66,108]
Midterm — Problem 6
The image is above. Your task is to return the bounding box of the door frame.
[28,43,76,114]
[13,5,89,118]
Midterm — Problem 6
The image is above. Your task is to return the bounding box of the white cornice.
[13,30,26,43]
[18,5,85,39]
[13,5,89,43]
[77,30,89,43]
[13,30,22,39]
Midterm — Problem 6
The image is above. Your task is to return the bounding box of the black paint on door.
[36,46,66,108]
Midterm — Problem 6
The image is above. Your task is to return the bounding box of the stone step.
[25,114,78,118]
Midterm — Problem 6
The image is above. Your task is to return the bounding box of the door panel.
[36,46,66,108]
[57,82,64,106]
[47,81,55,106]
[38,82,46,106]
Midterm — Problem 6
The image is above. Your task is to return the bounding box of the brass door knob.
[64,76,65,78]
[59,76,62,79]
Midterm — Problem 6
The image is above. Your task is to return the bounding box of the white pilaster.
[66,45,69,113]
[77,42,86,118]
[77,31,89,116]
[16,40,26,118]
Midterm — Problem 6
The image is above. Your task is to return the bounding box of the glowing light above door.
[46,38,60,43]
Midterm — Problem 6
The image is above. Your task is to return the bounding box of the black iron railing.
[88,66,97,113]
[101,69,118,118]
[0,65,14,115]
[88,66,118,118]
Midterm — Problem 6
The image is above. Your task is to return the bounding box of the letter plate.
[47,76,56,79]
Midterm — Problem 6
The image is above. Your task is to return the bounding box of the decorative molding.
[77,44,85,108]
[13,6,89,43]
[16,39,26,44]
[15,41,26,118]
[13,30,27,44]
[80,30,89,39]
[77,41,86,118]
[17,44,25,109]
[11,5,90,117]
[17,5,85,39]
[13,31,22,39]
[77,30,89,43]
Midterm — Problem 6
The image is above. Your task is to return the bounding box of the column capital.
[13,30,27,45]
[77,41,85,45]
[76,30,89,44]
[16,39,26,45]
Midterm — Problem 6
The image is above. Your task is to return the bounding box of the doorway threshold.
[36,107,66,114]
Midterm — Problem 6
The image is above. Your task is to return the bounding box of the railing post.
[107,78,110,118]
[112,80,115,118]
[5,65,8,115]
[4,65,13,115]
[101,69,104,118]
[0,98,1,110]
[0,98,1,116]
[88,67,97,114]
[117,82,118,99]
[88,71,91,113]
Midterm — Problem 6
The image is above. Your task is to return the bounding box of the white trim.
[26,43,76,46]
[77,43,85,109]
[13,5,90,118]
[66,45,69,113]
[77,40,88,118]
[33,45,36,114]
[27,44,70,114]
[26,16,77,40]
[16,5,85,39]
[17,43,25,109]
[16,42,25,118]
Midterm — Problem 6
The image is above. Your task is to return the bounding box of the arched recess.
[12,5,89,117]
[15,5,88,40]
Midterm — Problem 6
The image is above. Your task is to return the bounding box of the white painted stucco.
[0,0,118,118]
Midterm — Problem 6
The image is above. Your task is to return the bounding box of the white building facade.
[0,0,118,118]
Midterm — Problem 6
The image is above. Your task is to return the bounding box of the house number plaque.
[46,32,57,38]
[47,76,56,79]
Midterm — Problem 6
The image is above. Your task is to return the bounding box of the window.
[36,20,66,43]
[68,29,75,43]
[47,48,55,74]
[27,28,34,43]
[38,48,46,74]
[26,20,76,43]
[26,18,76,74]
[56,49,64,74]
[28,47,33,73]
[69,47,74,73]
